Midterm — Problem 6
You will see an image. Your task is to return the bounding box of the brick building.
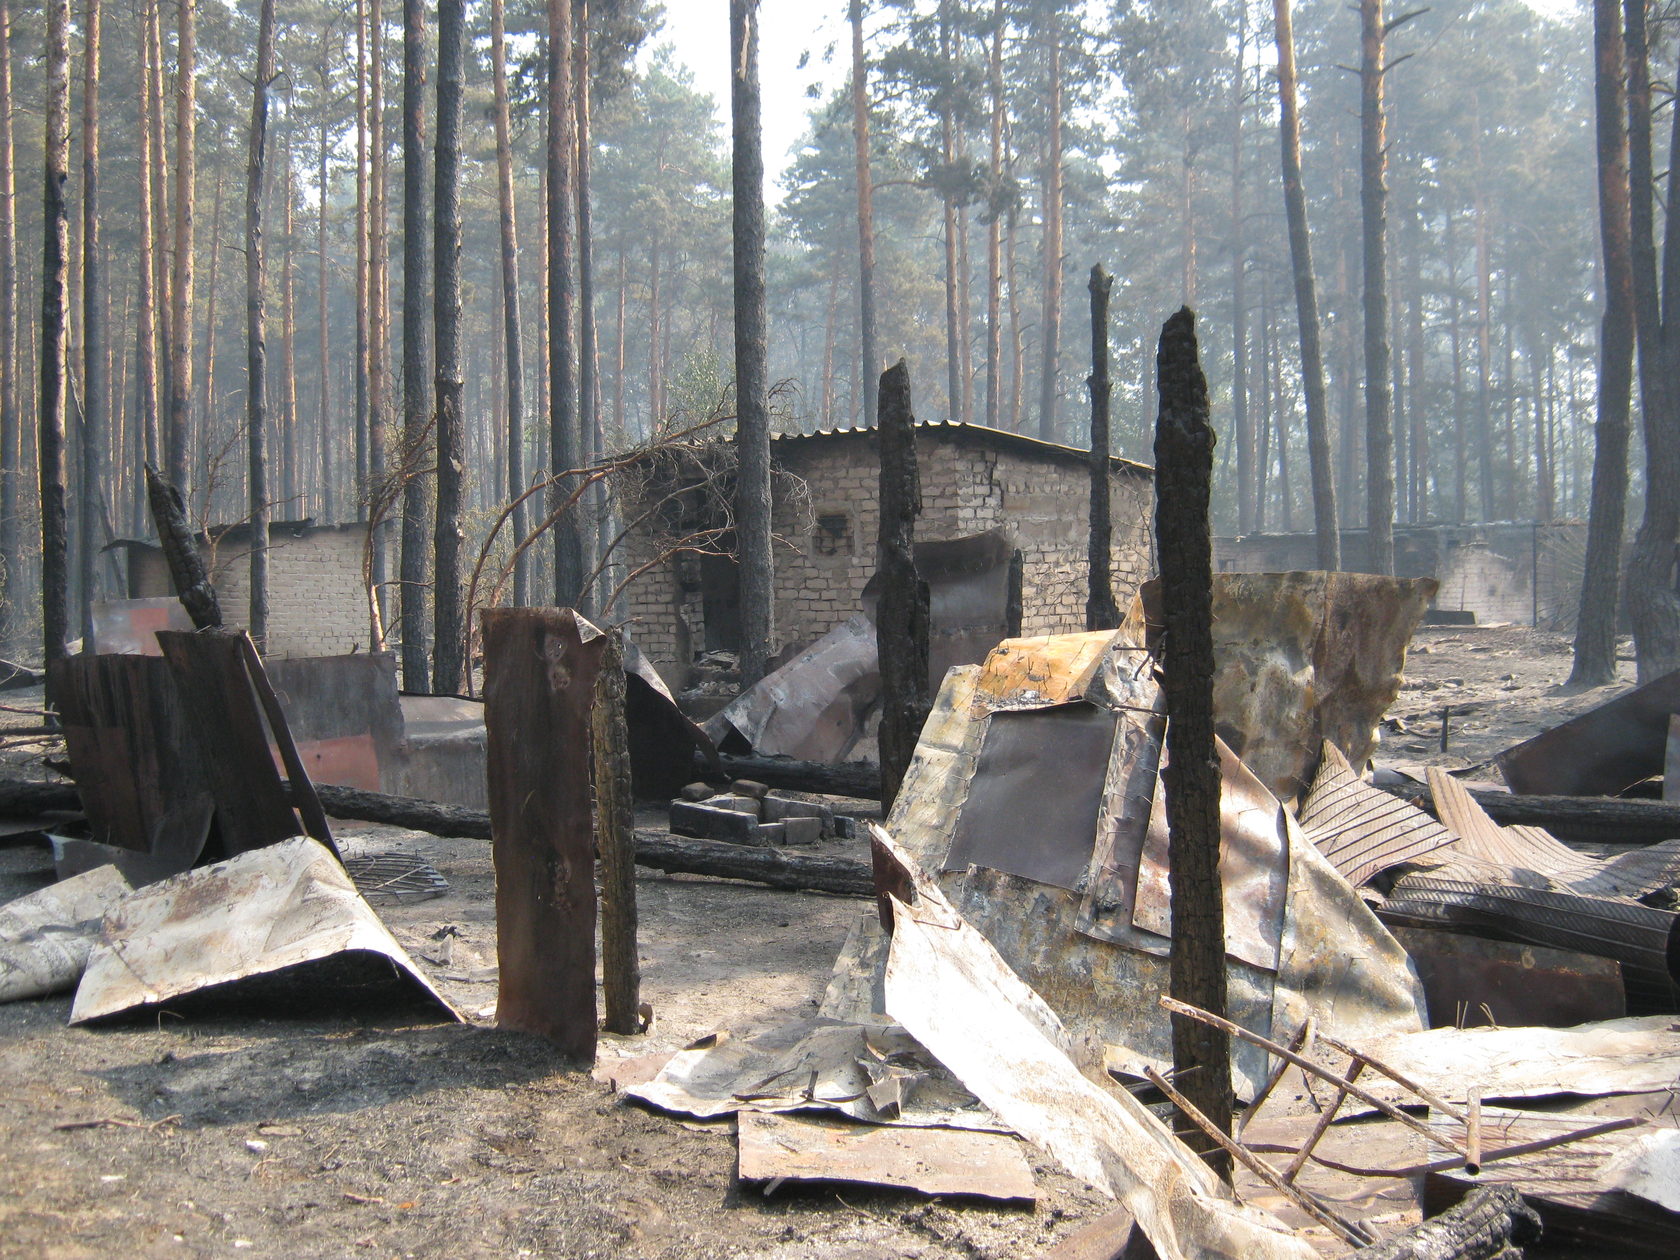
[116,520,374,658]
[615,422,1156,688]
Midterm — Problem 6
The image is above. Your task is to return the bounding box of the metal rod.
[1465,1088,1482,1175]
[1284,1059,1364,1183]
[1237,1015,1314,1139]
[1314,1030,1470,1125]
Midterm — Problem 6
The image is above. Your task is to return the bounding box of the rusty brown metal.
[483,607,607,1060]
[1298,742,1459,886]
[1498,668,1680,798]
[1389,927,1626,1029]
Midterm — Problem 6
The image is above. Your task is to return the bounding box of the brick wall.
[617,429,1155,685]
[129,524,372,658]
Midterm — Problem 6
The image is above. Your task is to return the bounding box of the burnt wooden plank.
[483,608,607,1061]
[236,633,336,854]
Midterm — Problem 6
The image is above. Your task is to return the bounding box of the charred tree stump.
[593,630,641,1036]
[145,463,221,629]
[1348,1186,1540,1259]
[483,607,607,1061]
[1086,264,1119,631]
[875,360,930,813]
[1152,308,1234,1178]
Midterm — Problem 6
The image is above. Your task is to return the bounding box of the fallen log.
[631,830,872,897]
[1347,1184,1540,1259]
[1384,781,1680,847]
[0,778,79,816]
[710,752,880,801]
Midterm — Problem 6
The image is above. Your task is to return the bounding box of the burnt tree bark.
[593,631,640,1036]
[1086,265,1118,631]
[0,0,17,651]
[1359,0,1397,575]
[432,0,466,694]
[1153,308,1233,1180]
[39,0,70,672]
[548,0,585,607]
[79,0,104,644]
[983,0,1004,431]
[245,0,277,650]
[146,464,220,628]
[400,0,430,686]
[1272,0,1339,570]
[850,0,878,427]
[168,0,196,495]
[483,607,606,1062]
[491,0,527,609]
[876,361,930,812]
[1572,0,1636,688]
[1036,3,1065,443]
[732,0,774,688]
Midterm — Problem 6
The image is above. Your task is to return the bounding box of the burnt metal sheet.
[737,1111,1036,1202]
[265,653,404,793]
[1499,668,1680,797]
[155,630,321,859]
[1666,714,1680,804]
[49,653,215,865]
[621,634,721,798]
[943,702,1117,891]
[1137,571,1436,803]
[1,865,132,1001]
[1379,875,1680,1012]
[1598,1129,1680,1213]
[1298,742,1459,886]
[970,631,1120,711]
[70,836,460,1024]
[89,597,192,655]
[1391,926,1626,1029]
[864,528,1018,685]
[705,615,881,763]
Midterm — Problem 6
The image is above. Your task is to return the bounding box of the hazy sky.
[649,2,850,204]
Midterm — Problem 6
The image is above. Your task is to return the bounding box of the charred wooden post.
[1086,264,1119,631]
[145,462,222,629]
[875,360,930,812]
[482,607,606,1061]
[592,629,641,1036]
[1152,307,1234,1178]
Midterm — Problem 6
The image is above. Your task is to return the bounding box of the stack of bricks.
[667,779,860,848]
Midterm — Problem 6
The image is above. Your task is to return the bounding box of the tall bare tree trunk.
[399,0,429,687]
[168,0,196,498]
[1086,265,1116,630]
[491,0,527,608]
[246,0,276,650]
[432,0,466,692]
[1036,4,1064,443]
[983,0,1003,430]
[1231,12,1250,533]
[939,5,961,424]
[1571,0,1634,688]
[578,0,605,607]
[733,0,773,687]
[850,0,878,429]
[318,43,334,523]
[78,0,104,642]
[41,0,71,669]
[0,0,17,650]
[135,0,159,475]
[1273,0,1338,568]
[282,143,299,516]
[1359,0,1396,574]
[549,0,584,607]
[353,0,369,499]
[147,0,170,442]
[368,0,389,633]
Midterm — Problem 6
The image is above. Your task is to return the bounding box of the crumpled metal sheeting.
[968,631,1121,711]
[880,664,985,876]
[704,615,881,764]
[70,836,462,1024]
[1298,742,1459,886]
[623,1017,1007,1131]
[951,863,1282,1097]
[878,846,1319,1260]
[0,865,132,1002]
[1498,667,1680,797]
[1378,874,1680,1012]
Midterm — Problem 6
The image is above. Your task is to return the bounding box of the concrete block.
[669,801,761,845]
[755,821,785,847]
[779,816,823,847]
[730,779,769,800]
[678,782,715,802]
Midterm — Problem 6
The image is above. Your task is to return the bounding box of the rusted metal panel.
[483,607,605,1060]
[1298,742,1459,886]
[864,528,1018,685]
[0,866,132,1001]
[970,630,1119,711]
[88,597,192,655]
[69,836,460,1024]
[943,702,1118,891]
[265,652,404,793]
[736,1111,1036,1202]
[1137,571,1435,803]
[1391,926,1626,1029]
[155,630,315,859]
[1498,668,1680,798]
[49,653,214,865]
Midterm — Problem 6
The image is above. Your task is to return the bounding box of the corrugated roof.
[770,419,1153,477]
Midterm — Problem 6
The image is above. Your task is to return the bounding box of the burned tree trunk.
[432,0,466,694]
[732,0,774,688]
[79,0,104,645]
[146,464,221,629]
[1272,0,1339,570]
[491,0,527,608]
[548,0,585,608]
[849,0,878,428]
[1359,0,1397,576]
[876,361,930,812]
[0,0,17,652]
[483,607,606,1062]
[168,0,196,496]
[39,0,70,671]
[400,0,430,686]
[592,631,640,1036]
[1347,1186,1540,1259]
[1086,265,1117,631]
[1153,308,1233,1179]
[245,0,277,651]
